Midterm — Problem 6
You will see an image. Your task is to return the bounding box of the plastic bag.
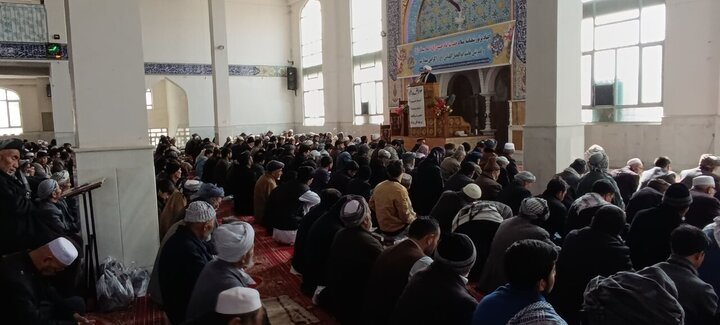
[96,257,136,311]
[130,267,150,297]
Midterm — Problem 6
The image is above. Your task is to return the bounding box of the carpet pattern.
[89,201,337,324]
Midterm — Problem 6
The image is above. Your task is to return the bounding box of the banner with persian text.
[396,21,515,79]
[407,86,426,128]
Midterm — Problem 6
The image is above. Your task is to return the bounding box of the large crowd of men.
[2,130,720,324]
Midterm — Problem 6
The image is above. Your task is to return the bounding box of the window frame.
[0,88,23,135]
[350,0,384,126]
[300,0,325,126]
[581,0,666,123]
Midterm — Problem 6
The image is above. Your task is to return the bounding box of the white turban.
[37,179,59,200]
[214,222,255,263]
[51,170,70,185]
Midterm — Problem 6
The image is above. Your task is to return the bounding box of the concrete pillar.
[208,0,233,142]
[321,0,353,131]
[523,0,584,192]
[481,93,494,135]
[65,0,158,268]
[45,0,75,145]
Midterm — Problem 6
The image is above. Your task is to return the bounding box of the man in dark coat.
[681,155,720,200]
[565,179,615,236]
[550,205,633,324]
[409,147,445,215]
[0,138,36,255]
[475,157,503,202]
[445,161,476,192]
[654,225,718,325]
[0,237,91,324]
[327,160,358,194]
[363,218,440,325]
[686,175,720,229]
[213,148,232,189]
[611,158,643,205]
[159,201,217,324]
[301,196,353,295]
[429,184,482,234]
[310,156,332,194]
[625,178,669,224]
[538,178,569,239]
[226,152,258,216]
[498,171,536,215]
[292,189,341,276]
[264,166,318,238]
[346,165,372,200]
[318,196,383,325]
[556,158,586,205]
[628,183,692,269]
[393,233,478,325]
[576,152,624,209]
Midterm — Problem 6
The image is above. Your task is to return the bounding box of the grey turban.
[214,222,255,263]
[340,195,370,227]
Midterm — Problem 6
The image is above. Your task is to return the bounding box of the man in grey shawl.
[186,221,256,321]
[576,151,625,209]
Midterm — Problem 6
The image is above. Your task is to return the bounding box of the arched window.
[351,0,384,125]
[0,88,22,135]
[301,0,324,126]
[581,0,665,122]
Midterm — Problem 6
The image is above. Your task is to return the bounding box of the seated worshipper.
[0,237,92,324]
[475,156,503,201]
[310,156,332,193]
[253,160,283,226]
[226,152,258,216]
[639,156,673,188]
[158,160,183,189]
[292,188,342,276]
[301,195,354,296]
[327,160,358,194]
[498,171,536,215]
[369,159,417,235]
[191,182,225,210]
[538,178,569,239]
[186,222,256,321]
[363,218,440,325]
[502,143,519,181]
[452,198,513,280]
[478,198,555,294]
[346,165,373,200]
[699,217,720,297]
[628,183,692,269]
[157,179,177,217]
[556,158,587,205]
[564,179,615,236]
[50,170,72,194]
[611,158,644,205]
[682,155,720,199]
[159,179,202,240]
[186,287,266,325]
[265,166,321,244]
[472,240,565,325]
[415,65,437,84]
[549,205,633,324]
[430,183,483,234]
[33,150,52,178]
[576,151,624,209]
[0,138,37,255]
[158,201,217,324]
[400,152,415,189]
[625,178,670,224]
[654,225,718,324]
[369,149,391,187]
[34,179,82,254]
[686,175,720,229]
[318,196,383,325]
[445,161,476,192]
[393,233,478,325]
[409,147,445,215]
[680,153,712,180]
[441,147,466,182]
[495,156,512,188]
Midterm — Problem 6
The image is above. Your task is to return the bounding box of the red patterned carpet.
[90,201,338,324]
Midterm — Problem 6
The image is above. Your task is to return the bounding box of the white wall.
[0,78,55,140]
[584,0,720,171]
[140,0,211,64]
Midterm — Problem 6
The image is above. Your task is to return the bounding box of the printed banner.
[396,21,515,79]
[407,86,426,128]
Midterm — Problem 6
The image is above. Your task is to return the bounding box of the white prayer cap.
[184,201,216,223]
[48,237,78,266]
[693,176,715,188]
[214,222,255,263]
[462,184,482,200]
[504,143,515,151]
[627,158,643,167]
[216,287,262,315]
[422,65,432,72]
[371,133,381,141]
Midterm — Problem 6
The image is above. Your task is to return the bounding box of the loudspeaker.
[287,67,297,91]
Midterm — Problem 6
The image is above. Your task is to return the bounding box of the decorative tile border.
[512,0,527,100]
[0,42,68,60]
[387,0,401,81]
[145,63,287,77]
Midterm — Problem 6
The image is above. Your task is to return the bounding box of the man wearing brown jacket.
[253,160,283,225]
[369,160,416,235]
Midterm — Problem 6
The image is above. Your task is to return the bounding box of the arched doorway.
[447,74,478,131]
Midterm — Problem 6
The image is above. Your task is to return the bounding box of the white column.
[65,0,158,268]
[209,0,233,142]
[523,0,584,192]
[320,0,354,131]
[45,0,75,145]
[480,92,494,135]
